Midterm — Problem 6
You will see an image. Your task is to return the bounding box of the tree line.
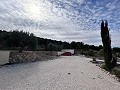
[0,30,120,53]
[0,30,104,52]
[0,30,37,52]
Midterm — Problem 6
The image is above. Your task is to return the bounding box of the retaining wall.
[9,51,58,64]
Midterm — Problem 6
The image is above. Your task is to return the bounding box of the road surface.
[0,56,120,90]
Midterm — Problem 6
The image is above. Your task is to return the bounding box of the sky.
[0,0,120,47]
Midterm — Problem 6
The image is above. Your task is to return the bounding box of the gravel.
[0,56,120,90]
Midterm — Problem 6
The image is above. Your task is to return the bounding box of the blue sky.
[0,0,120,47]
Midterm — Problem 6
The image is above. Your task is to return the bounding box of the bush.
[88,49,95,56]
[101,63,106,70]
[111,55,117,68]
[101,63,111,71]
[98,49,104,57]
[111,68,120,78]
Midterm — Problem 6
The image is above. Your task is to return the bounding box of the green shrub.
[101,63,106,70]
[101,63,112,71]
[111,55,117,68]
[111,68,120,78]
[98,49,104,57]
[88,49,95,56]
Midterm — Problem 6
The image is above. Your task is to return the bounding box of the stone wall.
[9,51,58,64]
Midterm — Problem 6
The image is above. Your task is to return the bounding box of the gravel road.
[0,56,120,90]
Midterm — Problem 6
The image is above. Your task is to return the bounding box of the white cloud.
[0,0,120,46]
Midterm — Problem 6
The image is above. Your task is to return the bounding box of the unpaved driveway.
[0,56,120,90]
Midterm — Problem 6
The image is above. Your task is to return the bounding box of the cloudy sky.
[0,0,120,47]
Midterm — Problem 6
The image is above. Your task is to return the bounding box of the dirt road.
[0,56,120,90]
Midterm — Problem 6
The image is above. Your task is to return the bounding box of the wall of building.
[62,49,74,54]
[0,51,10,65]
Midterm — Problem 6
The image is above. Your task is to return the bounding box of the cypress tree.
[101,20,112,70]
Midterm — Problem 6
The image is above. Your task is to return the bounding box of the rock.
[68,73,70,74]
